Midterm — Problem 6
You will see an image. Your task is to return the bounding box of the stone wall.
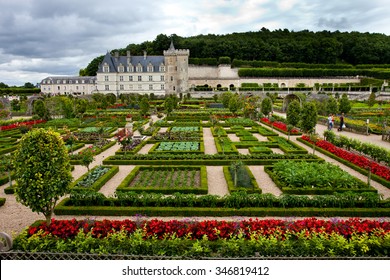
[188,65,360,89]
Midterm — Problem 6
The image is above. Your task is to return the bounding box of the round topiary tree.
[14,128,72,225]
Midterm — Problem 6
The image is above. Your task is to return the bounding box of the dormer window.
[128,64,133,72]
[147,63,154,72]
[159,64,165,72]
[136,63,143,72]
[118,64,124,73]
[103,63,109,73]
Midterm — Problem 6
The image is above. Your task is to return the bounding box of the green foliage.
[339,93,352,114]
[13,129,72,225]
[367,92,376,107]
[228,94,240,114]
[221,91,233,108]
[300,102,318,133]
[79,146,95,171]
[271,161,370,193]
[261,97,273,116]
[33,100,50,120]
[139,96,150,116]
[286,100,301,127]
[326,96,338,115]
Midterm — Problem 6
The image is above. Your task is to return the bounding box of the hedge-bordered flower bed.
[299,136,390,188]
[260,118,301,135]
[13,218,390,257]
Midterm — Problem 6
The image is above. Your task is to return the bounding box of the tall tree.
[261,97,273,117]
[139,96,150,116]
[228,94,240,115]
[326,96,339,115]
[286,99,301,127]
[339,93,352,114]
[14,129,72,225]
[300,102,318,133]
[367,92,376,107]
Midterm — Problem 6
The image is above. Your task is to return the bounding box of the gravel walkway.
[248,166,282,196]
[203,128,217,154]
[99,165,135,197]
[206,166,229,196]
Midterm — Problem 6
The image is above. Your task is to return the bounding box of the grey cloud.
[317,17,351,30]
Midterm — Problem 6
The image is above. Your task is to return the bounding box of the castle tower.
[163,40,190,95]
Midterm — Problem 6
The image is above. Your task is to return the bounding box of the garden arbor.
[282,93,304,112]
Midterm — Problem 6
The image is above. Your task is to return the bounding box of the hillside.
[81,28,390,76]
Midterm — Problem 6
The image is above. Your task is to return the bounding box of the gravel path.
[248,166,282,196]
[206,166,229,196]
[99,165,135,197]
[203,128,217,154]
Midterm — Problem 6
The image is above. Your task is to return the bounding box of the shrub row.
[60,190,388,209]
[0,197,5,206]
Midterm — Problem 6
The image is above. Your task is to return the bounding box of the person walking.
[338,113,344,131]
[327,114,333,130]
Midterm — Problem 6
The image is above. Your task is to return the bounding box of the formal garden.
[1,93,390,258]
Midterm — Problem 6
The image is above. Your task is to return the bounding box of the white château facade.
[40,42,190,96]
[40,76,97,95]
[96,42,189,96]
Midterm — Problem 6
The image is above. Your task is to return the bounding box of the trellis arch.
[282,93,304,112]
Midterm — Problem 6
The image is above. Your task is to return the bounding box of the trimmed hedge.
[71,165,119,192]
[249,146,273,154]
[116,165,208,194]
[0,172,15,186]
[0,197,5,206]
[297,138,390,189]
[54,202,390,217]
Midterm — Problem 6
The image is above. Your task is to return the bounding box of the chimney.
[127,50,131,64]
[114,51,119,62]
[143,50,147,60]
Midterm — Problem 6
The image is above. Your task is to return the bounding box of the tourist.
[338,113,345,131]
[327,114,333,130]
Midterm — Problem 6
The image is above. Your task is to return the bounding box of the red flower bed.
[301,135,390,180]
[0,119,46,131]
[27,218,390,240]
[260,118,300,134]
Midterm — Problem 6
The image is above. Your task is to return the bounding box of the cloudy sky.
[1,0,390,86]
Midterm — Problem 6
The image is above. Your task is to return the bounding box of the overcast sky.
[1,0,390,86]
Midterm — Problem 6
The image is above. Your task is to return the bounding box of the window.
[120,76,124,82]
[82,80,85,84]
[129,76,133,81]
[120,85,124,90]
[159,65,165,72]
[138,76,142,81]
[149,84,153,90]
[161,84,164,90]
[104,76,109,82]
[103,64,109,72]
[76,86,79,90]
[147,65,154,72]
[161,75,164,81]
[137,64,142,72]
[128,64,133,72]
[118,65,124,72]
[105,85,109,91]
[170,76,173,81]
[149,75,153,81]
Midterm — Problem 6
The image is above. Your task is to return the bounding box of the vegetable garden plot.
[154,141,200,152]
[116,166,207,194]
[265,160,377,195]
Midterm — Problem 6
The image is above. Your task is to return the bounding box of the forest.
[80,28,390,76]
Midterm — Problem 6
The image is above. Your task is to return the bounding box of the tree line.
[81,29,390,76]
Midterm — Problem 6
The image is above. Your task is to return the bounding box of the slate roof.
[98,52,165,73]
